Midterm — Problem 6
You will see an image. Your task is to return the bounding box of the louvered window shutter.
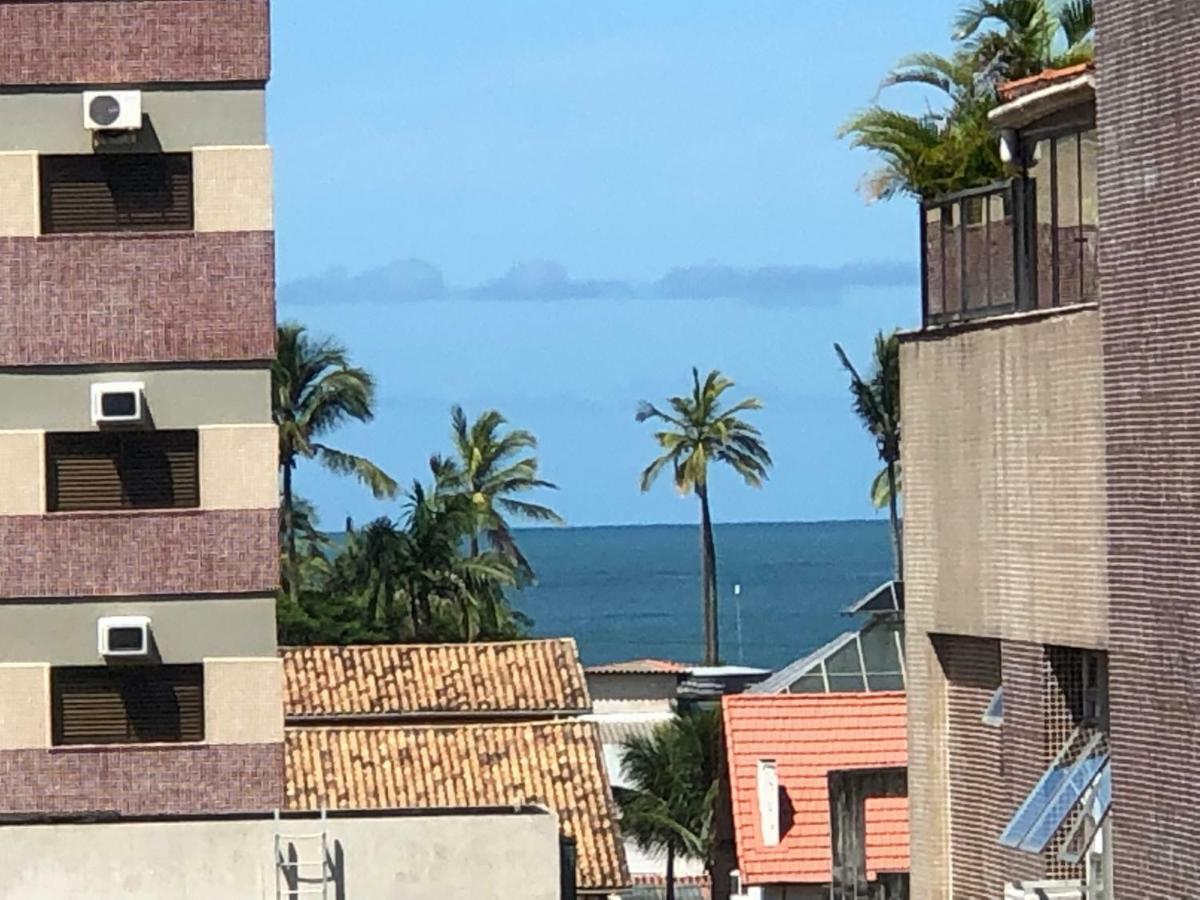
[40,153,193,234]
[52,666,205,746]
[47,431,200,512]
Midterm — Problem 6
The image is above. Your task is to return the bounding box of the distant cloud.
[279,258,916,307]
[465,260,635,301]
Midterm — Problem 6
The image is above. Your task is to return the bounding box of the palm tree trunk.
[665,845,676,900]
[282,459,298,608]
[885,459,903,581]
[697,483,720,666]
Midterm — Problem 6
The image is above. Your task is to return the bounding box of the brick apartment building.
[0,0,283,814]
[904,3,1200,898]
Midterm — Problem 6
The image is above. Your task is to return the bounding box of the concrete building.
[0,0,281,815]
[905,6,1200,895]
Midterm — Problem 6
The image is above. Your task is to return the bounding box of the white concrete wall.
[0,810,562,899]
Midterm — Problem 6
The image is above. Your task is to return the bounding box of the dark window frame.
[39,152,194,235]
[51,664,205,747]
[45,429,200,513]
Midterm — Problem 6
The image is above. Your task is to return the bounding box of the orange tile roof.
[285,720,628,891]
[722,692,908,886]
[586,658,690,675]
[281,639,591,719]
[999,62,1094,101]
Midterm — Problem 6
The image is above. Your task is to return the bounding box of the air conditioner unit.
[83,90,142,131]
[91,382,145,424]
[98,616,151,657]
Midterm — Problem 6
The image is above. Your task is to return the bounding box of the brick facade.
[0,1,269,86]
[1095,1,1200,894]
[0,232,275,367]
[0,742,282,814]
[0,508,277,600]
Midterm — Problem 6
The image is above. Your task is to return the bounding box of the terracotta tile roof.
[286,720,629,891]
[281,639,591,720]
[999,62,1094,101]
[722,692,908,886]
[586,659,690,675]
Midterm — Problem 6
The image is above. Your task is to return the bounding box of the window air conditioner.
[98,616,151,657]
[83,90,142,131]
[91,382,145,424]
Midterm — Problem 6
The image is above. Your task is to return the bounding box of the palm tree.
[617,708,722,900]
[955,0,1094,83]
[841,1,1094,202]
[273,322,398,605]
[441,405,563,580]
[399,470,521,641]
[638,369,771,665]
[840,49,1001,202]
[835,332,903,580]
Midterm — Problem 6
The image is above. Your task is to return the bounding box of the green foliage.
[616,707,723,896]
[274,322,398,605]
[439,405,564,582]
[638,369,771,665]
[274,377,547,647]
[842,0,1094,201]
[836,332,904,579]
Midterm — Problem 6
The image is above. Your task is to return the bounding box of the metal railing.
[920,180,1027,327]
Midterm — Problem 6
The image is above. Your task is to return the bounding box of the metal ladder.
[274,807,332,899]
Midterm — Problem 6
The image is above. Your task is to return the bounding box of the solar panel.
[999,731,1107,852]
[1018,751,1109,852]
[999,765,1070,848]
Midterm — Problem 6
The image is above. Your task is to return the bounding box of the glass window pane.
[1029,138,1056,309]
[1080,129,1099,301]
[1055,133,1085,307]
[786,673,829,693]
[859,620,902,674]
[866,672,905,691]
[988,191,1015,309]
[925,206,945,319]
[1018,752,1109,853]
[826,673,867,692]
[825,639,865,675]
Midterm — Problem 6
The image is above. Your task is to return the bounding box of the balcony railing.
[921,181,1023,327]
[920,139,1099,329]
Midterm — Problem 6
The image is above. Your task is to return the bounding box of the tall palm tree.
[836,332,903,580]
[617,708,722,900]
[638,370,771,665]
[273,322,397,605]
[441,405,563,580]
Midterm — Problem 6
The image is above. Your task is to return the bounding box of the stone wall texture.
[0,232,276,366]
[0,742,283,814]
[0,508,277,600]
[0,1,270,86]
[1095,1,1200,894]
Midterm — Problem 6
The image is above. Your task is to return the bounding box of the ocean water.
[516,520,893,670]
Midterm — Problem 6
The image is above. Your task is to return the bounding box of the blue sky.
[267,1,960,528]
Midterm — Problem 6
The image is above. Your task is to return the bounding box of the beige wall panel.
[193,145,274,233]
[0,431,42,515]
[0,153,38,237]
[0,811,562,899]
[905,632,950,900]
[0,368,270,431]
[199,425,278,510]
[0,596,277,665]
[0,665,50,750]
[204,658,284,745]
[0,90,265,154]
[901,306,1108,648]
